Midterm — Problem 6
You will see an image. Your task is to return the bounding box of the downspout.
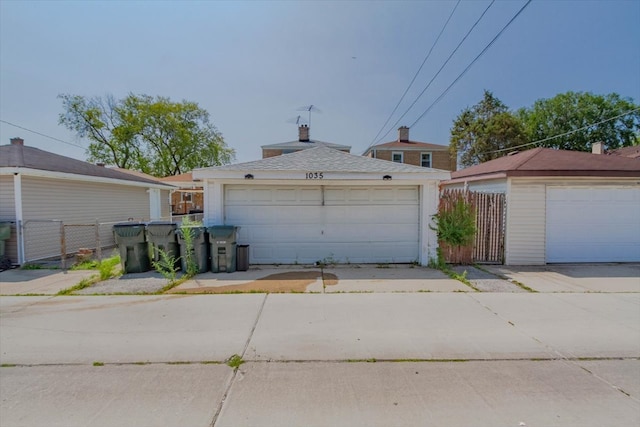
[13,173,25,264]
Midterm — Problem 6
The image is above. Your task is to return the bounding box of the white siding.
[505,180,546,265]
[20,177,154,261]
[443,179,507,193]
[0,175,18,263]
[161,190,171,219]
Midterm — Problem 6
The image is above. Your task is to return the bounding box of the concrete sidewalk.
[1,293,638,426]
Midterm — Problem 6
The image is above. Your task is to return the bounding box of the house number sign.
[305,172,324,179]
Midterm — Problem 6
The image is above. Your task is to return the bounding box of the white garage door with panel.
[546,186,640,262]
[224,185,420,264]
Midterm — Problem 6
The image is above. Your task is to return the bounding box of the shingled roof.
[195,146,450,178]
[451,147,640,180]
[0,140,170,187]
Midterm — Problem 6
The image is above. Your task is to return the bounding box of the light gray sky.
[1,0,639,167]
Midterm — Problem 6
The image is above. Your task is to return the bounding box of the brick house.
[261,125,351,158]
[364,126,455,171]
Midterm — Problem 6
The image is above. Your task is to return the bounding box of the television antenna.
[296,105,321,128]
[286,115,307,126]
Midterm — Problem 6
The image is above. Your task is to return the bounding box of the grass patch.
[93,361,104,366]
[1,363,17,367]
[70,260,100,270]
[20,263,47,270]
[200,361,223,365]
[167,361,192,365]
[226,354,245,369]
[56,255,121,295]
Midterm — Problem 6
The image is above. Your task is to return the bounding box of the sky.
[1,0,639,168]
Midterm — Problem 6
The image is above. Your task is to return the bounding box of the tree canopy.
[59,94,234,177]
[449,90,527,167]
[450,90,639,168]
[518,92,640,151]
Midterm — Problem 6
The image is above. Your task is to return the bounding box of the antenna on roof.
[286,115,307,126]
[297,105,321,128]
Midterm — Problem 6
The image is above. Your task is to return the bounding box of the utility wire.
[0,119,85,149]
[484,106,640,155]
[408,0,533,129]
[369,0,496,149]
[368,0,461,148]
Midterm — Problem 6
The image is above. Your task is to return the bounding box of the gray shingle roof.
[199,146,444,173]
[261,139,351,151]
[0,143,169,186]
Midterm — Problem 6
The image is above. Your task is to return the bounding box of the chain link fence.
[21,218,171,268]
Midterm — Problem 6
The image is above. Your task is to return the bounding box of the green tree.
[518,92,640,151]
[450,90,527,167]
[59,93,234,176]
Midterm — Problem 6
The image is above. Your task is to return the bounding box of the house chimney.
[299,124,310,142]
[591,141,604,154]
[10,137,24,146]
[398,126,409,142]
[96,162,105,167]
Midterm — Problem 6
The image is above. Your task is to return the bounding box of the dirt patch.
[172,271,339,294]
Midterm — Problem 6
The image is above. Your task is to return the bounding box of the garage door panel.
[546,187,640,263]
[224,185,420,264]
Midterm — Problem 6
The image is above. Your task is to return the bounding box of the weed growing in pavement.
[376,263,390,269]
[71,259,100,270]
[20,263,47,270]
[98,255,121,281]
[178,220,199,278]
[226,354,245,369]
[93,361,104,366]
[1,364,17,367]
[152,248,181,284]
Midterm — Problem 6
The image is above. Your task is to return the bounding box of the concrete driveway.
[172,264,468,294]
[484,263,640,293]
[0,268,96,295]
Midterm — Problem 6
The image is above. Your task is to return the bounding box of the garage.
[194,146,450,265]
[546,186,640,263]
[225,185,419,264]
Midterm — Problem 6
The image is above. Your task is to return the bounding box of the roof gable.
[195,146,450,176]
[0,143,168,186]
[451,147,640,180]
[366,140,449,151]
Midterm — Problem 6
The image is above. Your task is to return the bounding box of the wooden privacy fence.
[438,189,506,264]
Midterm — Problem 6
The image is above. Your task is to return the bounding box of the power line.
[408,0,533,129]
[0,119,85,149]
[369,0,496,149]
[368,0,461,148]
[485,106,640,155]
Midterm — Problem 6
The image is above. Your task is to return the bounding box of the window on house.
[182,192,192,202]
[421,153,432,168]
[392,152,403,163]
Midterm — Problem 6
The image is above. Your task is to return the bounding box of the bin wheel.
[0,255,11,271]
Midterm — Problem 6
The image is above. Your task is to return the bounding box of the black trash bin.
[236,245,250,272]
[208,226,239,273]
[113,222,150,273]
[146,222,180,271]
[176,226,209,274]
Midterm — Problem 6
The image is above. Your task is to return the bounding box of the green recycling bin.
[176,226,209,274]
[0,222,12,270]
[208,225,239,273]
[113,222,150,274]
[146,222,180,271]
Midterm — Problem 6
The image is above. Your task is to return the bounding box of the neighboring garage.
[546,186,640,262]
[194,147,450,265]
[443,147,640,265]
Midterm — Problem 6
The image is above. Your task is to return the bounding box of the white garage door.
[546,187,640,262]
[224,185,420,264]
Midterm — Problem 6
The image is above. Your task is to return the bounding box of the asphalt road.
[1,293,639,426]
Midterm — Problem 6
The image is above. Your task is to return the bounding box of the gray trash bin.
[176,226,209,274]
[236,245,249,272]
[208,226,239,273]
[146,222,180,271]
[113,222,150,273]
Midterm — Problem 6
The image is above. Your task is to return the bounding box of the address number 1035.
[305,172,324,179]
